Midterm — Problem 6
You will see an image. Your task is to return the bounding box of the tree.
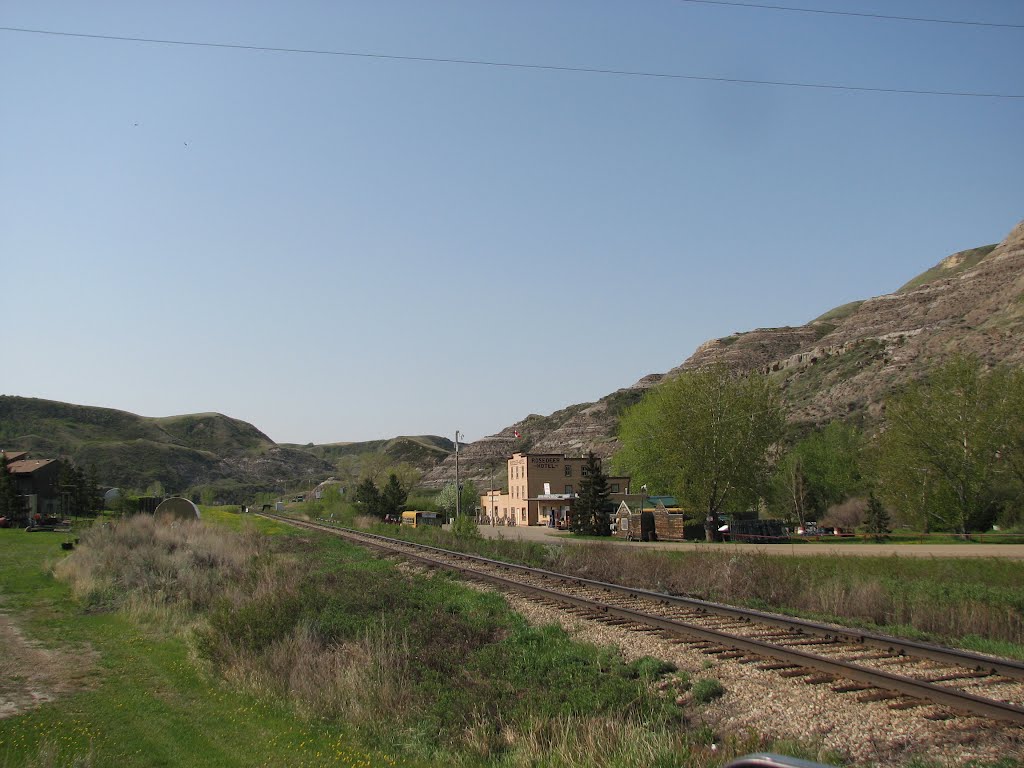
[391,463,423,495]
[84,465,103,516]
[770,423,864,525]
[571,452,611,536]
[436,480,478,520]
[875,357,1016,535]
[1000,367,1024,489]
[770,452,809,527]
[380,474,407,520]
[617,365,784,541]
[864,492,891,541]
[0,453,26,521]
[357,452,391,487]
[354,478,382,518]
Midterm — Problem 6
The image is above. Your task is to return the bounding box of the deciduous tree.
[617,365,784,541]
[876,357,1015,535]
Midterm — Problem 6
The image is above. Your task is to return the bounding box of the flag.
[514,430,521,439]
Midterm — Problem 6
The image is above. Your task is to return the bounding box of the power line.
[672,0,1024,29]
[2,25,1021,99]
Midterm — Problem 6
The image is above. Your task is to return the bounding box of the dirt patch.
[0,613,97,719]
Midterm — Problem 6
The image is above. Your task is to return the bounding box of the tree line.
[614,356,1024,540]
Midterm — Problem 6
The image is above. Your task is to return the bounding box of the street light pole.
[454,430,461,520]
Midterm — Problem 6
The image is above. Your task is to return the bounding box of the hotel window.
[581,465,591,477]
[565,484,573,494]
[611,484,620,493]
[564,465,572,477]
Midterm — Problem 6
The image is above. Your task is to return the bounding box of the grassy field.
[355,517,1024,659]
[1,511,838,767]
[0,518,395,768]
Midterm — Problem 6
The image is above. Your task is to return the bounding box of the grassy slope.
[285,436,453,468]
[0,516,391,768]
[897,244,997,294]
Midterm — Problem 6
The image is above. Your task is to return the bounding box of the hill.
[0,397,334,499]
[422,219,1024,489]
[282,435,453,468]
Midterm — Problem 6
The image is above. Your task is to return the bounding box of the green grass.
[812,299,865,324]
[897,244,997,294]
[0,516,771,768]
[0,524,396,768]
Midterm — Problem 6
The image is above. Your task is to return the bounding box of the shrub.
[691,678,725,704]
[451,514,481,539]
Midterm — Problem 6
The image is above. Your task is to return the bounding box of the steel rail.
[293,517,1024,680]
[259,515,1024,725]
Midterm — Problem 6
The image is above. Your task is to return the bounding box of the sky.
[2,1,1022,445]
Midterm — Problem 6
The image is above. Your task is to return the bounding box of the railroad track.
[259,513,1024,726]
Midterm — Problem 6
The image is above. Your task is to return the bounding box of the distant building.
[2,451,60,519]
[479,452,632,527]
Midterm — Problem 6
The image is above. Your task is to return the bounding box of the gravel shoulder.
[456,577,1024,767]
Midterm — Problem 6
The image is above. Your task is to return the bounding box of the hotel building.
[479,452,632,527]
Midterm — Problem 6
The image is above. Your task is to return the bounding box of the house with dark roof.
[2,451,61,520]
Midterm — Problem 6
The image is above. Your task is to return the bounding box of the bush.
[451,514,481,539]
[691,678,725,704]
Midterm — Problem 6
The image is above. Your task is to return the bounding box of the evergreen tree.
[864,492,891,542]
[354,477,383,518]
[381,473,408,520]
[85,465,103,516]
[573,452,611,536]
[1,453,26,520]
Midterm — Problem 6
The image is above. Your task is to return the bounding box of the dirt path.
[0,613,96,719]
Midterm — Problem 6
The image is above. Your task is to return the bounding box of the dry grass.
[215,622,413,726]
[552,543,1024,646]
[54,515,260,617]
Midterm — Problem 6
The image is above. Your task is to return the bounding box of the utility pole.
[454,430,461,520]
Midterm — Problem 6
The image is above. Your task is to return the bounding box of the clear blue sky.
[2,1,1022,444]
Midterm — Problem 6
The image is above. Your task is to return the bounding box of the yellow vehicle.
[400,510,444,528]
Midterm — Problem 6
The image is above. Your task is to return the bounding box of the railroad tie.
[924,671,993,684]
[857,690,903,703]
[779,668,813,679]
[831,683,874,693]
[844,651,898,662]
[889,699,927,711]
[780,637,842,647]
[804,675,837,685]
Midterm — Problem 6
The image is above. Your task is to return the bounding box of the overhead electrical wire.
[672,0,1024,29]
[1,25,1021,99]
